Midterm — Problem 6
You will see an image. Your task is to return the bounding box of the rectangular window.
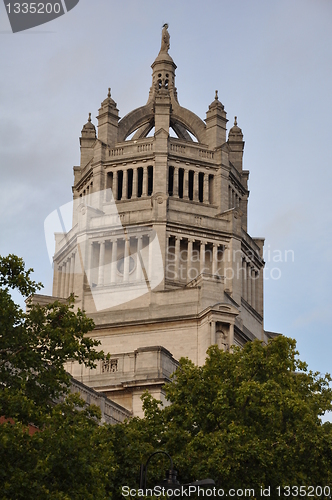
[117,170,123,200]
[188,170,194,200]
[127,169,133,199]
[178,168,184,198]
[168,166,174,196]
[148,166,153,196]
[199,172,204,202]
[137,167,143,197]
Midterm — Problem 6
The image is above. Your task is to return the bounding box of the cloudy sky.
[1,0,331,376]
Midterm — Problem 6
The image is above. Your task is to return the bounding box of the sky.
[0,0,331,377]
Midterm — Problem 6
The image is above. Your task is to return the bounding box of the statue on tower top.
[160,23,170,53]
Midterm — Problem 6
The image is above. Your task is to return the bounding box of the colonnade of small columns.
[90,232,155,287]
[228,184,242,209]
[57,252,76,298]
[242,257,259,310]
[106,165,153,201]
[57,233,156,298]
[166,234,224,282]
[168,166,214,204]
[79,180,93,200]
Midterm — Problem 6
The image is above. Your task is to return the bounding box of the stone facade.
[48,26,275,416]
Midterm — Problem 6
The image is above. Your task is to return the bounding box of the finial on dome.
[234,116,237,126]
[108,87,111,98]
[215,90,218,100]
[88,112,91,122]
[160,23,170,53]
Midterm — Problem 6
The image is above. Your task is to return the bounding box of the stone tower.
[51,26,272,415]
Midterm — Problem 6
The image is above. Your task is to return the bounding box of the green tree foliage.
[0,254,102,425]
[109,338,332,499]
[0,255,114,499]
[0,394,114,499]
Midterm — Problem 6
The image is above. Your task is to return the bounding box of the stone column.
[148,232,154,281]
[204,173,209,203]
[229,323,234,350]
[87,241,94,287]
[251,269,256,310]
[63,261,67,298]
[175,236,180,280]
[122,169,128,200]
[61,263,66,297]
[113,171,118,201]
[69,253,75,293]
[256,268,264,316]
[57,266,62,297]
[65,259,71,297]
[247,263,251,305]
[200,240,205,275]
[194,171,199,201]
[242,258,247,301]
[257,270,263,317]
[111,239,118,284]
[183,169,189,200]
[210,321,216,345]
[165,233,173,279]
[212,244,218,275]
[132,168,138,198]
[143,165,148,196]
[173,166,179,198]
[123,238,130,282]
[98,240,105,286]
[136,235,143,281]
[187,239,193,281]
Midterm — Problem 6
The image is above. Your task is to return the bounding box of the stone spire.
[79,112,96,168]
[205,89,228,148]
[81,112,96,136]
[228,116,245,172]
[96,87,119,146]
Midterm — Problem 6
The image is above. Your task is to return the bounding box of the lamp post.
[139,450,215,495]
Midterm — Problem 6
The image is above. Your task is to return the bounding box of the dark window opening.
[165,79,168,89]
[137,168,143,197]
[117,170,123,201]
[199,172,204,202]
[148,166,153,196]
[179,168,184,198]
[209,175,214,204]
[188,170,194,200]
[168,166,174,196]
[127,169,133,199]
